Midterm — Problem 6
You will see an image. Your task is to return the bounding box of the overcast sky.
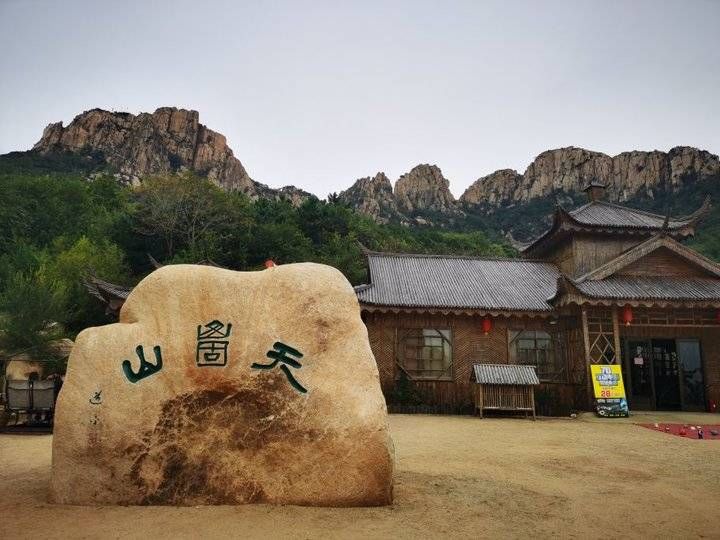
[1,0,719,196]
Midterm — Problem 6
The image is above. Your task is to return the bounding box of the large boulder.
[51,263,394,506]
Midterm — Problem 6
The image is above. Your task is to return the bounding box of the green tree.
[132,172,237,260]
[0,271,66,364]
[40,236,130,331]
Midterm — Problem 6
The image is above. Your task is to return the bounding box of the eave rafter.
[360,304,555,318]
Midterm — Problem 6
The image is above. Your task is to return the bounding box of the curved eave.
[522,198,710,257]
[554,296,720,309]
[523,221,697,257]
[548,274,720,309]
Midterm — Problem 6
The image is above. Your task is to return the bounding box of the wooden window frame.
[508,329,567,383]
[396,327,454,381]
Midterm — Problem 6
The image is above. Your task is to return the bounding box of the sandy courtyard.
[1,413,719,539]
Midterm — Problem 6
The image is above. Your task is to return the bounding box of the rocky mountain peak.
[337,172,399,223]
[338,164,464,226]
[460,146,720,209]
[32,107,311,204]
[21,107,720,227]
[394,164,461,216]
[459,169,523,206]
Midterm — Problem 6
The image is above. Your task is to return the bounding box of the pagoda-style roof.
[550,234,720,308]
[522,196,711,256]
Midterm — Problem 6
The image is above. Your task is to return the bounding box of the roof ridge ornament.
[661,204,672,232]
[582,179,607,202]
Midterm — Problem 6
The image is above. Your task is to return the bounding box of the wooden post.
[477,384,483,418]
[531,386,536,421]
[581,307,594,410]
[612,307,622,365]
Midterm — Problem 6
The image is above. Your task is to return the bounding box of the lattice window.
[508,330,566,382]
[586,310,616,364]
[397,328,453,380]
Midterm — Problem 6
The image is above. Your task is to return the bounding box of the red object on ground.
[637,423,720,440]
[264,259,276,268]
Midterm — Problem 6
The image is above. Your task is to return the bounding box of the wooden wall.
[363,307,720,414]
[617,247,710,278]
[571,235,641,277]
[363,311,586,415]
[547,238,575,276]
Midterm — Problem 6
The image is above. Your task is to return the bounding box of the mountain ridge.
[32,107,312,204]
[15,106,720,232]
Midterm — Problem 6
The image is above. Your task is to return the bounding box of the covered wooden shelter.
[471,364,540,419]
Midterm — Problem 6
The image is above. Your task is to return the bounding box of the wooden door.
[651,340,681,410]
[677,339,705,411]
[624,340,653,410]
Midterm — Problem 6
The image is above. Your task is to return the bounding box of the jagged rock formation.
[460,146,720,208]
[20,108,720,223]
[339,164,463,226]
[461,169,524,206]
[33,107,312,203]
[395,165,462,217]
[337,173,401,224]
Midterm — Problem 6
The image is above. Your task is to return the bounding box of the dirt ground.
[1,412,719,539]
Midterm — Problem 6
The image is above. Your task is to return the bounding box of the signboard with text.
[590,364,629,417]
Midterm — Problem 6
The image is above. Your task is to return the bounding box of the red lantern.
[481,315,493,335]
[264,259,276,268]
[622,305,633,326]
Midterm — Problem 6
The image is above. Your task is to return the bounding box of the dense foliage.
[0,152,512,352]
[3,150,718,359]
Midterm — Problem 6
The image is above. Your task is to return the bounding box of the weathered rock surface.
[460,146,720,208]
[33,107,312,204]
[337,172,401,224]
[338,164,463,225]
[51,263,394,506]
[395,164,462,217]
[22,107,720,222]
[460,169,524,206]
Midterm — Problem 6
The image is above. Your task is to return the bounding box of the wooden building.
[358,184,720,415]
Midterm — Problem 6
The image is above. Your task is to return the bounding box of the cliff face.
[337,172,400,224]
[24,107,720,223]
[460,169,524,206]
[338,164,463,226]
[395,165,462,216]
[33,107,311,202]
[459,146,720,207]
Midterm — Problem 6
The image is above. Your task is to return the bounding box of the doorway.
[622,338,705,411]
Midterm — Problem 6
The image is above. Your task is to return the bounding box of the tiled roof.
[522,198,710,254]
[576,276,720,301]
[357,252,559,311]
[472,364,540,385]
[568,201,693,230]
[85,276,132,301]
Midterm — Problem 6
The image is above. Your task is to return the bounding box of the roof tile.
[472,364,540,385]
[357,253,559,311]
[577,276,720,301]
